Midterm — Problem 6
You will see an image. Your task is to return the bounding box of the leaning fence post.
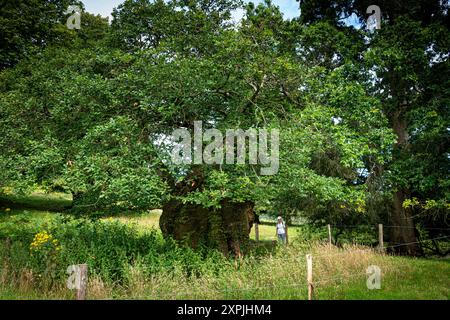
[378,224,384,253]
[327,224,332,246]
[76,264,88,300]
[255,223,259,242]
[306,254,314,300]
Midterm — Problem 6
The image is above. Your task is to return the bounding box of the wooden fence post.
[76,264,88,300]
[378,224,384,253]
[285,223,289,246]
[255,223,259,242]
[327,224,332,246]
[306,254,313,300]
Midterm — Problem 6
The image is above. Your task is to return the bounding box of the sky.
[82,0,302,21]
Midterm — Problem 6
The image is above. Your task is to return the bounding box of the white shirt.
[276,222,285,235]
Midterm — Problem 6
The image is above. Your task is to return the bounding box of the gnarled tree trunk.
[389,109,422,256]
[160,198,255,256]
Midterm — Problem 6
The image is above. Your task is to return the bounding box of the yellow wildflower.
[30,231,61,252]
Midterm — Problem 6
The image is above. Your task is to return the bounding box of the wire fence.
[251,220,450,253]
[1,223,449,299]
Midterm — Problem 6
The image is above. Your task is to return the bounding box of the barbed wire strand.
[255,222,450,231]
[2,235,448,273]
[384,235,450,249]
[1,234,449,299]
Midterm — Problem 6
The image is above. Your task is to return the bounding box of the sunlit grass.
[101,210,162,233]
[1,192,449,300]
[249,223,302,242]
[1,241,448,300]
[0,189,72,211]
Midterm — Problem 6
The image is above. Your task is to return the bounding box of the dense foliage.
[0,0,448,255]
[0,213,228,282]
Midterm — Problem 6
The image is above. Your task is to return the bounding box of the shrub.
[0,213,230,289]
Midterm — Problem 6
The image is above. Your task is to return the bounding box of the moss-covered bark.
[160,199,255,256]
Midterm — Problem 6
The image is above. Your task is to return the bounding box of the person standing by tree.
[276,216,286,245]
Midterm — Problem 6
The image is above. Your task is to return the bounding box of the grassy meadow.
[0,191,449,300]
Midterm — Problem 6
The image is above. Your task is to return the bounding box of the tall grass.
[1,212,448,300]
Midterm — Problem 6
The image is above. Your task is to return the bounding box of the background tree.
[1,0,447,255]
[298,0,450,255]
[0,0,86,69]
